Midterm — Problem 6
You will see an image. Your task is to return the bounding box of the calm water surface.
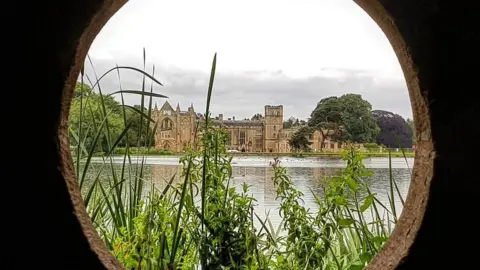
[90,155,413,226]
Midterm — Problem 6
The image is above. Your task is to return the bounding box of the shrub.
[74,54,403,270]
[363,142,379,149]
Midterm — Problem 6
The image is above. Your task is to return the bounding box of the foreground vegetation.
[72,53,405,269]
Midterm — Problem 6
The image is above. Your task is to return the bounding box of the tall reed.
[71,53,406,270]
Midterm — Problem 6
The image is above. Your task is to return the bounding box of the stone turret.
[264,105,283,152]
[188,102,195,115]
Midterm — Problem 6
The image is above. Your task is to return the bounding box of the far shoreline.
[105,151,415,158]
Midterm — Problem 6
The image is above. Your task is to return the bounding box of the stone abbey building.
[153,101,343,153]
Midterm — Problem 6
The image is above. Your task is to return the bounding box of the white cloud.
[86,0,412,119]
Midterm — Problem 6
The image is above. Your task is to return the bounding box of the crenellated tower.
[264,105,283,152]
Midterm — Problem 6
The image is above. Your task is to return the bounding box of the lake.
[90,155,413,226]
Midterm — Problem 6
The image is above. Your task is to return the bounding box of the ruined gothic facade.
[152,102,197,152]
[153,102,343,153]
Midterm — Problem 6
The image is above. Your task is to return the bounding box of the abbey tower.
[263,105,283,152]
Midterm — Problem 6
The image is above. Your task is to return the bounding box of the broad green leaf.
[348,264,364,270]
[359,170,374,177]
[277,255,284,263]
[345,176,358,192]
[335,196,346,206]
[374,236,388,245]
[360,194,374,212]
[338,218,355,226]
[359,252,373,263]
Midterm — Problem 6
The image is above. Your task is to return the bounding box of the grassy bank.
[113,147,175,156]
[71,54,406,269]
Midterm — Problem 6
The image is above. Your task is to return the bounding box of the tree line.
[287,94,414,152]
[70,81,415,153]
[69,82,155,153]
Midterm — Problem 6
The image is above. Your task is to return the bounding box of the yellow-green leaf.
[338,218,355,226]
[360,194,374,212]
[345,176,358,192]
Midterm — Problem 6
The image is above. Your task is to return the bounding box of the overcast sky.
[86,0,412,120]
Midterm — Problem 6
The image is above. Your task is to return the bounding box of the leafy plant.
[267,144,398,269]
[72,53,406,270]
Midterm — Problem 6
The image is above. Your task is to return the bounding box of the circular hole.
[60,0,433,269]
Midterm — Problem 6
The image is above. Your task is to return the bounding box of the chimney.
[219,114,223,121]
[233,116,235,121]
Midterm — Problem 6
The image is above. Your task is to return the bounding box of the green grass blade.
[88,66,164,90]
[254,213,276,246]
[392,133,408,206]
[388,151,398,221]
[87,55,113,153]
[160,174,176,200]
[107,90,168,98]
[200,53,217,269]
[84,173,101,207]
[79,114,110,189]
[393,132,412,175]
[119,105,156,123]
[115,64,130,229]
[145,65,156,150]
[68,127,89,160]
[104,120,133,156]
[76,67,85,180]
[97,180,122,235]
[171,158,193,264]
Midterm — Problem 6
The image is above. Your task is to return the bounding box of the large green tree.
[373,110,413,148]
[69,83,124,153]
[288,127,314,152]
[69,82,156,154]
[124,105,156,147]
[338,94,379,143]
[308,97,343,151]
[308,94,379,150]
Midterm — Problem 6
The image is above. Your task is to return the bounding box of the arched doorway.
[163,141,171,150]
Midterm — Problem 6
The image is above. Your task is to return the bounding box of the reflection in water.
[84,157,412,226]
[146,157,412,226]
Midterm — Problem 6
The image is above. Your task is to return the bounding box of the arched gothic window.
[161,118,173,130]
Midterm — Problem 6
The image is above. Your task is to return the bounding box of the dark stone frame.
[9,0,479,268]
